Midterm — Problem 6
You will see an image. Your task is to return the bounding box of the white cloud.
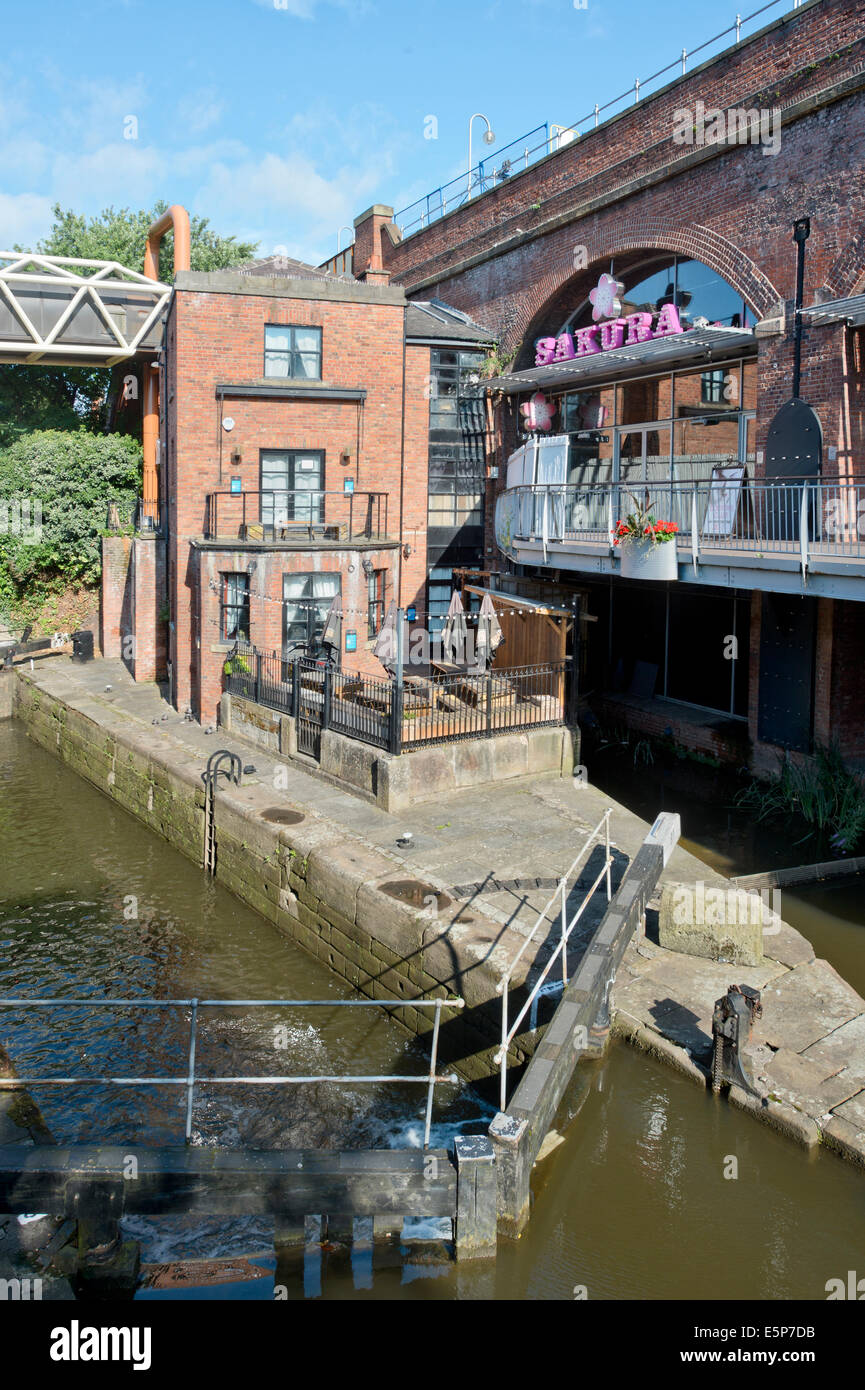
[49,143,166,209]
[0,193,55,250]
[176,89,225,138]
[251,0,372,17]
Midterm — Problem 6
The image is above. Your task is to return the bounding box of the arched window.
[559,254,756,336]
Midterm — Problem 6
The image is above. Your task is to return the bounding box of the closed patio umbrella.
[441,590,468,665]
[372,600,399,674]
[320,595,343,659]
[475,592,504,669]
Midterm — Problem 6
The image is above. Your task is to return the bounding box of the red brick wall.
[378,0,865,307]
[100,537,132,662]
[165,284,424,720]
[194,543,400,722]
[829,597,865,759]
[130,536,167,684]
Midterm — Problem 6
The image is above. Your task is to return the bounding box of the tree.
[1,203,258,439]
[36,201,258,284]
[0,430,142,624]
[0,365,108,449]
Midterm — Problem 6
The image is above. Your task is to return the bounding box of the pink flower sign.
[588,272,624,323]
[520,391,556,432]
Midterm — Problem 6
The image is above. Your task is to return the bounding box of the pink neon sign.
[535,273,685,368]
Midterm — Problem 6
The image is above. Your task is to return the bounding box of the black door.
[757,593,816,752]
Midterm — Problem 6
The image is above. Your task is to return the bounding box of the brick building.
[341,0,865,771]
[103,246,492,722]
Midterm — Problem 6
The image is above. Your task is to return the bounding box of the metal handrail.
[394,0,806,238]
[204,489,388,541]
[0,996,464,1150]
[497,476,865,574]
[494,809,613,1110]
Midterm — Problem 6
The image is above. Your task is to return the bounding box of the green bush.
[735,743,865,854]
[0,429,141,624]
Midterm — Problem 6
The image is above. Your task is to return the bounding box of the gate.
[296,658,330,759]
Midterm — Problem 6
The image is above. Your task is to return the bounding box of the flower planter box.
[619,537,678,581]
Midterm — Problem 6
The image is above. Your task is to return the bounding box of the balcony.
[495,477,865,599]
[203,490,389,545]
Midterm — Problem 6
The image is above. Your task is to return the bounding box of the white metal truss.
[0,252,172,365]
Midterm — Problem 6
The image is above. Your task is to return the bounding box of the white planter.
[618,537,678,581]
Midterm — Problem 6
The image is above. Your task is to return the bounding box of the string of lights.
[203,576,580,624]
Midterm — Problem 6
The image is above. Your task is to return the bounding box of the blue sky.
[0,0,783,265]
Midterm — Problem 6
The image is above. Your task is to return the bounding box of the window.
[427,349,487,538]
[264,325,322,380]
[367,568,385,639]
[562,255,756,337]
[221,574,250,642]
[260,449,324,526]
[701,369,727,405]
[282,572,340,658]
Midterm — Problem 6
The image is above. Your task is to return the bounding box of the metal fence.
[205,490,388,542]
[394,0,801,239]
[224,644,570,755]
[496,475,865,570]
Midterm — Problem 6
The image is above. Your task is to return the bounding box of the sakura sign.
[520,391,556,431]
[535,271,685,367]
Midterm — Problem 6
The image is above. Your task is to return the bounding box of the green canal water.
[1,719,863,1300]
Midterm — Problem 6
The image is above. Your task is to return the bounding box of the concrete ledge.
[226,692,578,810]
[822,1115,865,1169]
[0,669,13,720]
[727,1084,821,1149]
[612,1011,711,1088]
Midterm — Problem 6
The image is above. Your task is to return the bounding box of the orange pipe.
[142,206,191,515]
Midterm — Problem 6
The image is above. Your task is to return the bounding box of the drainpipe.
[141,206,191,520]
[792,216,810,401]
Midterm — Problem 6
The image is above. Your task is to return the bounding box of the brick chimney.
[353,204,397,283]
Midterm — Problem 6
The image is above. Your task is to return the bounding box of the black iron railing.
[205,490,388,542]
[223,643,570,754]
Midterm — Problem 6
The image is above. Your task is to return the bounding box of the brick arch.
[820,233,865,300]
[499,219,783,356]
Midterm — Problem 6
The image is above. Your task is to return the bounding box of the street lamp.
[468,113,496,197]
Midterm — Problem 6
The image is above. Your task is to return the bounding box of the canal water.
[1,720,864,1299]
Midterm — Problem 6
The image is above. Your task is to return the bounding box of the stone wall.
[0,670,13,720]
[222,690,578,810]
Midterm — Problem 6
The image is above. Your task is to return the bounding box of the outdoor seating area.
[224,644,568,753]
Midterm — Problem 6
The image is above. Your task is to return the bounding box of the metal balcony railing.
[204,490,389,543]
[496,476,865,574]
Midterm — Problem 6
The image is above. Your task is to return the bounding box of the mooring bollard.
[453,1135,497,1261]
[712,984,763,1097]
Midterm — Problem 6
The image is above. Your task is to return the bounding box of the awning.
[800,294,865,328]
[484,325,756,394]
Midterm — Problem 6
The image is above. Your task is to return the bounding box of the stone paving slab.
[801,1013,865,1088]
[830,1092,865,1132]
[763,921,817,970]
[757,1046,865,1118]
[753,960,865,1052]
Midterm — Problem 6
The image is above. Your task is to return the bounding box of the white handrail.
[494,809,613,1110]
